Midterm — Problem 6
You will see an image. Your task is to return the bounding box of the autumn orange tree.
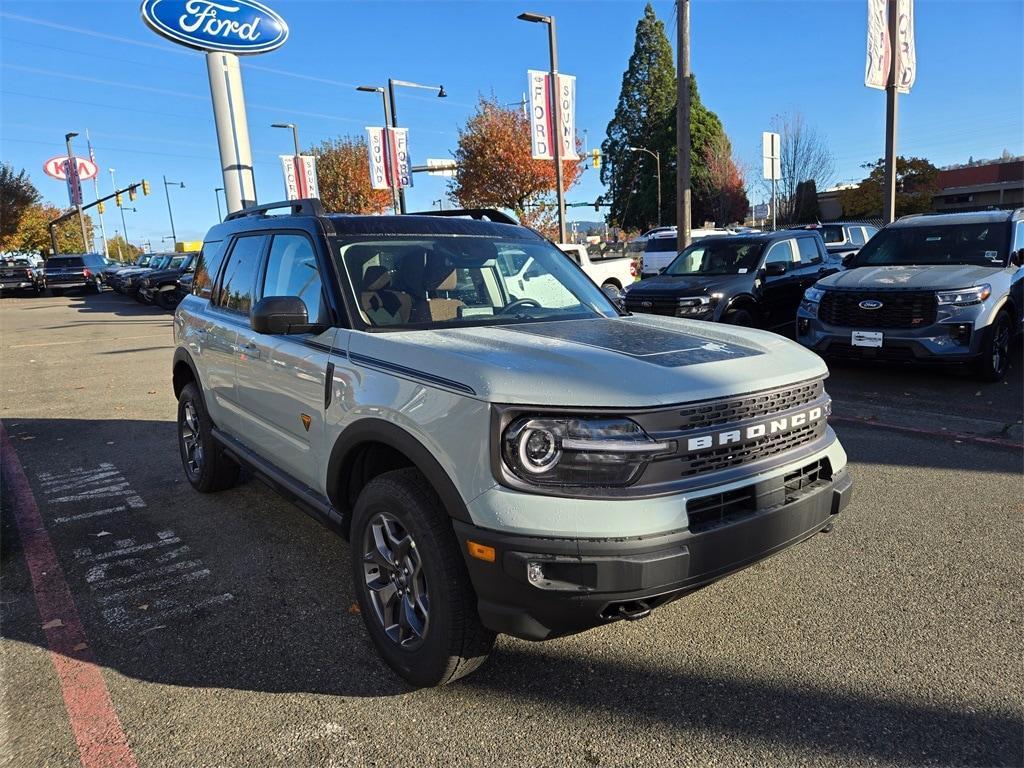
[449,95,583,235]
[309,135,393,214]
[701,132,749,226]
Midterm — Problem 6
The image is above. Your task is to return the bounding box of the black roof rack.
[225,198,325,221]
[406,208,519,225]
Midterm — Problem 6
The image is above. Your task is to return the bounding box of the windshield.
[851,223,1010,268]
[665,240,765,276]
[137,255,153,266]
[167,256,188,270]
[335,235,618,329]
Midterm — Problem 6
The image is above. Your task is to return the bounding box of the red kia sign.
[43,156,98,181]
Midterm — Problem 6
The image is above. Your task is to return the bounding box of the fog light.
[527,562,545,584]
[797,317,810,336]
[948,323,972,345]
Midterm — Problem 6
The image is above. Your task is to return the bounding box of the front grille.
[624,295,680,317]
[686,458,832,533]
[678,421,823,477]
[819,290,937,329]
[677,378,823,431]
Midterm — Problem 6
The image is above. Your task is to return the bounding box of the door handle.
[238,342,261,360]
[195,328,208,339]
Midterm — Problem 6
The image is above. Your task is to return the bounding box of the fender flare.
[326,418,471,523]
[172,347,202,399]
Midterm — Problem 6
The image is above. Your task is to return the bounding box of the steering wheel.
[498,298,542,315]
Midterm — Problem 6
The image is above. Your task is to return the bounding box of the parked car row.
[106,251,195,309]
[623,209,1023,381]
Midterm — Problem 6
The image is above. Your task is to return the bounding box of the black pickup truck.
[624,229,842,333]
[44,254,107,294]
[0,256,44,295]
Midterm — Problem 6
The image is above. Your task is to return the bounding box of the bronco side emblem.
[858,299,883,310]
[300,413,312,431]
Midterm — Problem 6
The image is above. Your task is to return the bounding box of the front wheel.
[724,308,754,327]
[350,468,495,687]
[155,290,177,311]
[974,310,1013,382]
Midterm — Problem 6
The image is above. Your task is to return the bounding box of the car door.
[204,233,267,434]
[760,238,801,330]
[235,231,336,489]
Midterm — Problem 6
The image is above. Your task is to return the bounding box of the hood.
[819,264,1003,291]
[627,272,751,296]
[144,267,188,281]
[347,314,827,407]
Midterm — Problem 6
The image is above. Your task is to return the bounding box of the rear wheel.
[155,290,177,310]
[350,468,495,687]
[975,310,1012,382]
[177,382,239,492]
[724,308,754,327]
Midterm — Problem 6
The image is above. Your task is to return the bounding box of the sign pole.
[677,0,692,248]
[547,18,566,244]
[206,52,257,213]
[65,134,90,252]
[882,0,899,224]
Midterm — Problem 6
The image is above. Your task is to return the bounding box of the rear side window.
[193,240,227,299]
[215,235,266,314]
[849,227,866,246]
[645,237,677,253]
[764,239,796,264]
[261,234,327,324]
[796,237,821,264]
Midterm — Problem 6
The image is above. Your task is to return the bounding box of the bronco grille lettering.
[686,405,824,452]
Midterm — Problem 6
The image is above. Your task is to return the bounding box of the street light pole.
[676,0,692,248]
[882,0,899,224]
[272,122,307,198]
[629,146,662,227]
[518,12,567,244]
[357,86,401,214]
[387,79,447,214]
[108,168,130,255]
[65,133,90,252]
[163,175,184,244]
[215,187,224,222]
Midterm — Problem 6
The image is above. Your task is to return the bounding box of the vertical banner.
[557,74,579,160]
[366,127,390,190]
[864,0,889,90]
[528,69,552,160]
[895,0,916,93]
[280,155,320,200]
[63,159,82,206]
[391,128,413,189]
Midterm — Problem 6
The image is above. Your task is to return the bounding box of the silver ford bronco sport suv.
[172,200,852,687]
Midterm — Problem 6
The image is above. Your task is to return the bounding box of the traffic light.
[594,196,602,212]
[141,179,151,196]
[591,148,601,169]
[97,201,105,214]
[128,185,137,202]
[115,193,123,208]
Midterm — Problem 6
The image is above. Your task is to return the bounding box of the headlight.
[936,284,990,307]
[502,416,674,487]
[676,294,720,316]
[803,286,826,303]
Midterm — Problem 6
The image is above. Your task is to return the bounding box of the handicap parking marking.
[40,462,146,509]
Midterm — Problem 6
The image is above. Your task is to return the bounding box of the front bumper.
[797,311,986,363]
[456,465,852,641]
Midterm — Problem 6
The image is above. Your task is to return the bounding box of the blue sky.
[1,0,1021,247]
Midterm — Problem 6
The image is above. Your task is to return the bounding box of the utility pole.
[882,0,899,223]
[676,0,692,248]
[215,187,224,222]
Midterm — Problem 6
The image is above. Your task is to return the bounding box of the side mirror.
[601,284,623,307]
[1010,249,1024,268]
[251,295,310,334]
[765,261,788,276]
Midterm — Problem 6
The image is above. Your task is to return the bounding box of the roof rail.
[225,198,325,221]
[406,208,519,225]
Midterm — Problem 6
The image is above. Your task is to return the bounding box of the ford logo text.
[858,299,884,310]
[140,0,289,54]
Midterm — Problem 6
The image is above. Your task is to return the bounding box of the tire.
[724,308,754,327]
[350,468,495,687]
[177,382,239,492]
[91,277,103,293]
[155,290,177,311]
[974,309,1013,382]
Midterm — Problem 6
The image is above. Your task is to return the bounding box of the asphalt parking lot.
[2,290,1022,768]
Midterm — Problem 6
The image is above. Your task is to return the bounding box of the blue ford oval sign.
[858,299,884,310]
[140,0,288,55]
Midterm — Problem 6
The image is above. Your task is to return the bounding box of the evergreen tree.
[793,180,821,223]
[601,3,675,231]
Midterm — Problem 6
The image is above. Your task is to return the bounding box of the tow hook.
[614,600,651,621]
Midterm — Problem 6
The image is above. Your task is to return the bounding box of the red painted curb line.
[830,415,1023,451]
[1,424,138,768]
